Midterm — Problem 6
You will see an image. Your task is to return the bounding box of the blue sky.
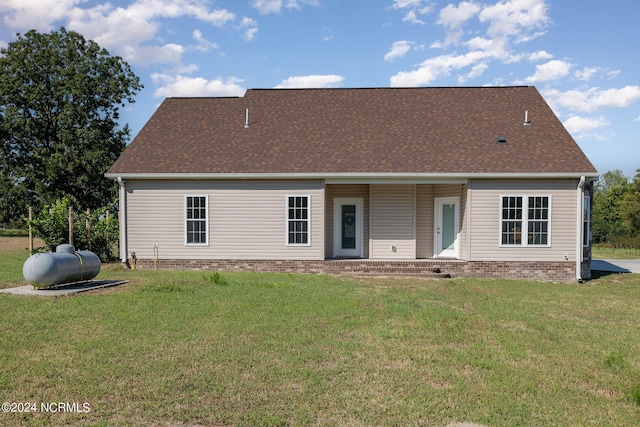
[1,0,639,178]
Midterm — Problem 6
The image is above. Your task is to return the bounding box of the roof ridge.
[246,86,532,91]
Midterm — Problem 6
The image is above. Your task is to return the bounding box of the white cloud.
[465,36,510,60]
[606,69,621,80]
[635,116,640,123]
[251,0,319,14]
[1,0,236,66]
[275,74,344,88]
[118,43,185,67]
[544,86,640,113]
[391,51,488,86]
[237,17,258,41]
[574,67,597,81]
[395,0,552,86]
[391,34,515,87]
[286,0,320,10]
[392,0,423,7]
[151,73,245,98]
[573,66,621,82]
[438,2,480,30]
[391,0,433,24]
[528,50,552,61]
[251,0,282,14]
[384,41,413,61]
[193,29,219,52]
[525,59,572,83]
[458,62,489,83]
[0,0,80,31]
[479,0,549,38]
[563,115,610,134]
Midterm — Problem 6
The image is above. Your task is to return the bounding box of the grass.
[592,245,640,260]
[0,237,36,288]
[1,237,640,426]
[0,229,28,237]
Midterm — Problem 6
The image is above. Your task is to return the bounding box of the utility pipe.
[576,176,586,282]
[118,177,128,266]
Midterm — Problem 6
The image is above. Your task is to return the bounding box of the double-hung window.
[287,196,310,246]
[500,195,550,246]
[185,195,208,245]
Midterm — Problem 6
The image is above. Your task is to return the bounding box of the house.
[106,86,598,282]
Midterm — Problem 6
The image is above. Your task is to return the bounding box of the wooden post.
[68,206,74,246]
[86,208,92,251]
[28,206,33,253]
[105,210,110,255]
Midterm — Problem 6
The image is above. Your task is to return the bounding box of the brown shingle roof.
[107,86,597,176]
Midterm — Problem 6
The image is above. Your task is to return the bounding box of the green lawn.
[0,237,35,288]
[1,238,639,426]
[592,245,640,260]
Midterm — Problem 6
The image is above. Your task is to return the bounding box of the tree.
[592,170,628,245]
[619,169,640,241]
[595,169,628,193]
[591,169,640,248]
[0,27,142,223]
[28,196,119,261]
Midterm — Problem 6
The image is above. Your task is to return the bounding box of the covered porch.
[324,183,468,261]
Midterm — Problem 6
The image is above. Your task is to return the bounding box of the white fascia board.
[105,171,599,181]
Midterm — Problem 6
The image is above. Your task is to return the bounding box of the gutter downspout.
[117,177,128,267]
[576,176,586,282]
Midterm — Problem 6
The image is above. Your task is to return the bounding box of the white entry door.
[434,197,459,258]
[333,198,363,258]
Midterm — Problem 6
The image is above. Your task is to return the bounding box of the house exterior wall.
[415,185,434,258]
[467,179,579,262]
[325,184,370,258]
[369,184,416,259]
[121,178,585,281]
[125,179,324,260]
[415,184,468,259]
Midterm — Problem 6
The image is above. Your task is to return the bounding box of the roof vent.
[523,110,531,126]
[496,136,507,144]
[244,108,250,129]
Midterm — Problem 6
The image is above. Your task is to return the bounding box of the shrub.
[204,272,229,286]
[28,197,119,261]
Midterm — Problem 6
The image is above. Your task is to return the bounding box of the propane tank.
[23,244,101,289]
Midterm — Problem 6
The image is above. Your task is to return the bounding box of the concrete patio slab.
[0,280,128,297]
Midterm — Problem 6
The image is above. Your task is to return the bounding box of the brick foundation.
[132,259,579,283]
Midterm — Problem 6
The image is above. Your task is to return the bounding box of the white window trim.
[286,195,311,247]
[499,194,552,248]
[583,195,591,248]
[184,195,209,246]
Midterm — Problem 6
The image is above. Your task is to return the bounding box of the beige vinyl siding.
[325,184,369,258]
[125,180,324,260]
[370,184,415,259]
[468,179,578,262]
[416,185,434,258]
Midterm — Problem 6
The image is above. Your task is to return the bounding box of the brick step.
[325,264,451,278]
[334,266,442,271]
[347,271,452,278]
